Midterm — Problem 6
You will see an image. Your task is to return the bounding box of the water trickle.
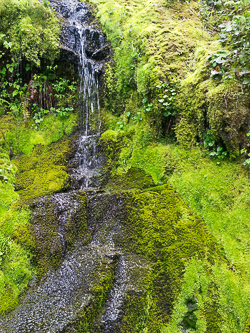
[51,0,106,189]
[0,2,152,332]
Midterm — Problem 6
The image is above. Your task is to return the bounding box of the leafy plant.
[203,129,227,162]
[209,146,227,161]
[116,121,124,130]
[202,0,250,83]
[141,98,153,114]
[204,129,215,147]
[51,107,74,119]
[0,0,61,66]
[156,81,178,118]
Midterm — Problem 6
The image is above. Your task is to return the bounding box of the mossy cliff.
[88,0,250,155]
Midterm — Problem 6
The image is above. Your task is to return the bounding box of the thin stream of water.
[50,0,104,190]
[0,2,150,332]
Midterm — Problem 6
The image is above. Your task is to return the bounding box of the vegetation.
[1,0,250,331]
[88,0,250,330]
[0,0,79,315]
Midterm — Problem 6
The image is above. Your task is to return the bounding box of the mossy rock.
[104,167,155,191]
[14,136,76,203]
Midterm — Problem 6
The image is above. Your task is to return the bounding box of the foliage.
[200,0,250,85]
[0,51,77,127]
[203,129,227,162]
[0,0,60,66]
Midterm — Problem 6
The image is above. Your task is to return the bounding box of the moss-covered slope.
[14,136,76,203]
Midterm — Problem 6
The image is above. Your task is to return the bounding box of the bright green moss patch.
[14,136,75,203]
[122,185,226,331]
[0,166,34,314]
[104,167,155,191]
[0,146,35,315]
[0,113,77,156]
[101,125,167,184]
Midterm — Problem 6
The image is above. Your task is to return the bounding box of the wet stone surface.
[0,245,119,333]
[69,135,105,190]
[0,191,151,332]
[0,1,151,331]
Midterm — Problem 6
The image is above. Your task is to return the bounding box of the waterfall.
[0,2,150,332]
[50,0,105,189]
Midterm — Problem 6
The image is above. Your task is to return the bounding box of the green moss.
[122,185,226,330]
[0,150,34,315]
[244,315,250,333]
[176,44,249,155]
[104,167,155,191]
[0,113,77,156]
[100,129,133,182]
[14,136,75,203]
[12,224,36,252]
[120,293,152,333]
[0,285,18,315]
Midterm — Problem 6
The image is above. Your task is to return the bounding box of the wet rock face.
[50,0,110,67]
[0,245,119,333]
[29,191,87,277]
[0,191,151,333]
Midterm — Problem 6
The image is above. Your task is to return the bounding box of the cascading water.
[0,2,151,332]
[51,0,105,190]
